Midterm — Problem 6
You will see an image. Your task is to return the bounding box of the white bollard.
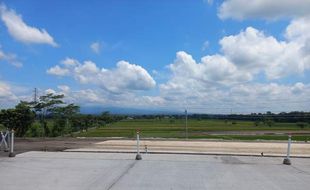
[283,135,291,165]
[9,130,15,157]
[135,131,142,160]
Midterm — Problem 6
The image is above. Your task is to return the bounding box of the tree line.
[0,93,125,137]
[132,112,310,123]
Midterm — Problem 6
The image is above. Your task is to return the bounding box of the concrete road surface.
[0,151,309,190]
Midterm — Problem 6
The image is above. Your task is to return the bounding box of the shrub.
[296,122,307,129]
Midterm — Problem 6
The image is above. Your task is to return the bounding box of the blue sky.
[0,0,310,113]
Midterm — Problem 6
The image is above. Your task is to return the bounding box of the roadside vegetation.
[0,93,124,137]
[0,93,310,141]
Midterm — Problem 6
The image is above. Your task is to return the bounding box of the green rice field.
[76,118,310,141]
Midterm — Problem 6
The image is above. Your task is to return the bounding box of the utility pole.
[33,88,38,103]
[185,109,188,140]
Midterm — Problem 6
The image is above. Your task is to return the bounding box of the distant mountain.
[80,106,181,115]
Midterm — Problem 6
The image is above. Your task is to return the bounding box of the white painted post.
[135,130,142,160]
[9,130,15,157]
[283,135,291,165]
[287,135,291,158]
[137,132,140,154]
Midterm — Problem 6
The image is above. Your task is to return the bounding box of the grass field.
[76,118,310,141]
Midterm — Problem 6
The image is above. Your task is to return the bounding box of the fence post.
[135,130,142,160]
[9,130,15,157]
[283,134,291,165]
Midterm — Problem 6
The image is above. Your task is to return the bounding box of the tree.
[52,103,80,136]
[100,111,113,124]
[32,93,65,137]
[0,102,35,137]
[296,122,307,129]
[254,120,260,127]
[264,118,274,127]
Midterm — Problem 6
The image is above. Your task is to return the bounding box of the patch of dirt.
[0,137,108,157]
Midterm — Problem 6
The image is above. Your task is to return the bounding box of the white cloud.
[0,4,57,46]
[47,58,156,93]
[61,57,79,67]
[90,42,100,54]
[221,27,283,79]
[218,0,310,20]
[0,81,18,107]
[285,17,310,43]
[158,21,310,112]
[47,65,70,76]
[45,88,56,94]
[0,49,22,67]
[47,85,166,108]
[165,51,251,87]
[159,78,310,113]
[220,25,310,79]
[57,85,70,93]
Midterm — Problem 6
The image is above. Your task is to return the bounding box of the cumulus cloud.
[159,78,310,113]
[61,57,79,67]
[57,85,70,93]
[0,49,22,67]
[158,20,310,112]
[285,17,310,43]
[46,85,165,109]
[90,42,100,54]
[218,0,310,20]
[0,4,57,46]
[220,27,305,79]
[47,65,70,76]
[47,58,156,93]
[45,88,56,94]
[228,83,310,111]
[0,81,18,106]
[216,1,310,79]
[167,24,310,85]
[167,51,251,86]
